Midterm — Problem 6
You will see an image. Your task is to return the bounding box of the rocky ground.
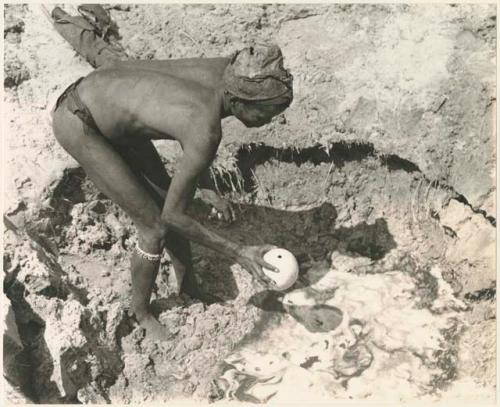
[3,3,496,405]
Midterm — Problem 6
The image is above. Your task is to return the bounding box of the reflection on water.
[215,253,467,403]
[286,303,343,333]
[249,289,344,333]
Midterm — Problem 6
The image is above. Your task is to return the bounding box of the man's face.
[232,99,290,128]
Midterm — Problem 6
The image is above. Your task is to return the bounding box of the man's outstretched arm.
[160,140,278,285]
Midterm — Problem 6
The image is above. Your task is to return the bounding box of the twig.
[250,169,272,206]
[411,178,423,224]
[210,167,222,196]
[179,30,205,56]
[423,179,434,218]
[433,97,447,114]
[321,162,335,192]
[39,4,53,23]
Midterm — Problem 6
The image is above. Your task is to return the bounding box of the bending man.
[51,41,294,341]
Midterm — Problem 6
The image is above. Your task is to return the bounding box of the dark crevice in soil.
[234,141,420,181]
[464,287,496,302]
[115,316,136,349]
[453,195,496,227]
[4,327,38,402]
[5,281,65,403]
[379,154,421,173]
[78,312,126,399]
[6,277,125,403]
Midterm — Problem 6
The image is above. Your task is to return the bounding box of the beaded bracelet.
[136,245,161,262]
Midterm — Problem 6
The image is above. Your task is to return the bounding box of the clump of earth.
[3,3,496,404]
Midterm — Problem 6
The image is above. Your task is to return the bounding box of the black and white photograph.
[3,1,497,405]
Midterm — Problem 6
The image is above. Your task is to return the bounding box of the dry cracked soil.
[3,3,497,405]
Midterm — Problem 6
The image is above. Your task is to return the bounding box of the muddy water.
[5,148,490,403]
[5,162,480,403]
[215,255,466,403]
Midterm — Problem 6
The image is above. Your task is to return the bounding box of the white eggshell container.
[263,248,299,291]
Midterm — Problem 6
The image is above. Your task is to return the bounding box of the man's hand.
[236,245,280,287]
[200,189,236,222]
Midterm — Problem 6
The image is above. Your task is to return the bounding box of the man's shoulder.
[84,67,214,106]
[90,57,228,86]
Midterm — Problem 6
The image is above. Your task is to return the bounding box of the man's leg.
[50,5,204,298]
[52,106,172,341]
[114,141,204,299]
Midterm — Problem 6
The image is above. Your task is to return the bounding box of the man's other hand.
[199,189,236,223]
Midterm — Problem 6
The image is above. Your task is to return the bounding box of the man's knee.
[137,222,191,257]
[137,222,168,252]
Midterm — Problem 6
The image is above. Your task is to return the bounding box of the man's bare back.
[79,59,226,144]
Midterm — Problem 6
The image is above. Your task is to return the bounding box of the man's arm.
[160,139,278,283]
[160,142,240,256]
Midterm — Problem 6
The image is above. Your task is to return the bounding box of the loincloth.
[54,77,103,137]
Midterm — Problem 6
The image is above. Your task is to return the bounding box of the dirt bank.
[3,3,496,404]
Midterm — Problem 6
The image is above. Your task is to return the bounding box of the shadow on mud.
[189,200,397,309]
[214,142,421,194]
[4,225,127,403]
[187,200,396,339]
[249,290,344,333]
[5,281,75,403]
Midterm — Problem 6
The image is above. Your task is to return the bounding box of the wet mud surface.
[3,3,496,405]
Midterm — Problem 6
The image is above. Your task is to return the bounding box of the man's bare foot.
[135,313,177,342]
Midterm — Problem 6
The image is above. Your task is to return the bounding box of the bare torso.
[78,57,230,148]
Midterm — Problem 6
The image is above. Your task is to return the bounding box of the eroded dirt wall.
[109,4,496,212]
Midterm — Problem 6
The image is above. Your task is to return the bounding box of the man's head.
[223,44,293,127]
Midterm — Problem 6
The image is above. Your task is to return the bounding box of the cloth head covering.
[223,43,293,102]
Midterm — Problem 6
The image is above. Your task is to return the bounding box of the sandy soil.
[3,3,496,404]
